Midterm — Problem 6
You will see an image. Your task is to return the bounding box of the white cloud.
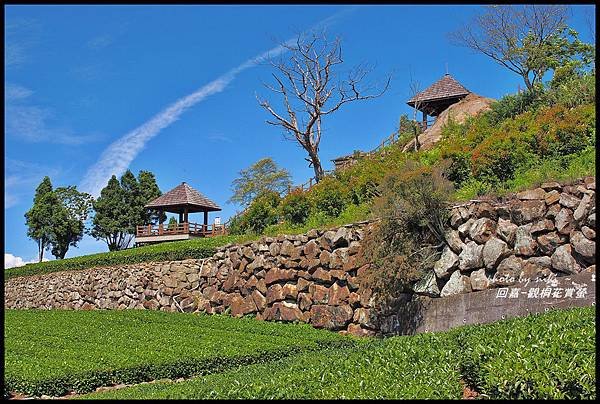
[4,83,101,145]
[4,253,48,269]
[87,34,114,50]
[79,10,351,198]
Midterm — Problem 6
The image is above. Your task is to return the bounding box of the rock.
[303,240,320,258]
[297,293,313,311]
[263,302,303,322]
[266,284,284,304]
[574,193,594,222]
[458,241,484,271]
[493,256,523,286]
[328,283,350,305]
[470,268,491,291]
[321,231,337,250]
[269,242,280,256]
[521,257,553,281]
[413,270,440,297]
[559,193,581,209]
[280,240,296,257]
[482,237,510,269]
[514,224,538,257]
[570,231,595,263]
[318,250,331,266]
[231,295,257,317]
[469,218,497,244]
[353,307,378,329]
[307,229,319,239]
[332,227,351,248]
[555,208,575,235]
[450,206,469,228]
[242,246,255,260]
[329,248,349,270]
[142,300,159,310]
[310,305,354,330]
[581,226,596,240]
[536,232,565,255]
[347,323,376,337]
[517,188,546,200]
[458,218,475,238]
[264,269,296,285]
[445,230,466,254]
[529,219,555,234]
[496,218,518,246]
[251,290,267,311]
[541,181,561,191]
[544,190,561,205]
[434,246,459,279]
[440,270,472,297]
[587,213,596,228]
[282,283,299,300]
[475,202,498,220]
[545,203,562,220]
[510,199,546,224]
[297,277,310,292]
[309,284,329,304]
[551,244,582,274]
[312,268,332,283]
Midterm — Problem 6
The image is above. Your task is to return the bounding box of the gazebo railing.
[136,222,227,238]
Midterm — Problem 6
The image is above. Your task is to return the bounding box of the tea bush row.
[4,309,352,398]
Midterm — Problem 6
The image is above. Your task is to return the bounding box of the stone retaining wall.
[5,178,595,336]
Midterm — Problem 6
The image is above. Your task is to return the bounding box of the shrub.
[358,162,453,303]
[280,190,312,225]
[308,177,350,218]
[235,191,281,235]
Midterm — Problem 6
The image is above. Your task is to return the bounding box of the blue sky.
[4,4,595,265]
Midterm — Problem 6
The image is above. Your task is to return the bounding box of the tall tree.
[24,176,54,262]
[229,158,292,206]
[138,170,165,225]
[90,175,130,251]
[448,5,594,92]
[120,169,141,239]
[257,31,390,183]
[48,186,93,259]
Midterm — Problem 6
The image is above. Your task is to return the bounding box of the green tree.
[24,176,54,262]
[449,5,595,92]
[48,187,93,259]
[90,175,130,251]
[120,170,141,236]
[229,158,292,207]
[138,170,165,225]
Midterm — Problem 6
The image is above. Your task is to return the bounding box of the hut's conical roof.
[145,182,221,213]
[407,74,470,106]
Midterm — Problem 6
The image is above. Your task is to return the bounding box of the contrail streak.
[79,9,352,197]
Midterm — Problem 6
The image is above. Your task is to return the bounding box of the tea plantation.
[4,307,595,400]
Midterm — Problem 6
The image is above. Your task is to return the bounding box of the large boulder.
[413,270,440,297]
[570,231,595,264]
[496,218,518,246]
[555,208,575,235]
[458,241,484,271]
[482,237,510,269]
[551,244,582,274]
[470,268,491,291]
[440,270,472,297]
[493,256,523,286]
[434,246,459,279]
[310,305,354,330]
[469,218,497,244]
[514,224,538,257]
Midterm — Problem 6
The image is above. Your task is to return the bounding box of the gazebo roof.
[145,182,221,213]
[407,74,470,108]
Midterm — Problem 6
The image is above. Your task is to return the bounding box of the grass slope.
[3,309,351,397]
[79,307,595,400]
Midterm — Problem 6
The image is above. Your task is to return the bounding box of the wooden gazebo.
[135,182,225,245]
[407,73,470,130]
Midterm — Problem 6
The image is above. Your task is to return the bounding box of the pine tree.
[24,176,54,262]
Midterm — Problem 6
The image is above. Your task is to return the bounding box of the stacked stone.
[422,177,596,298]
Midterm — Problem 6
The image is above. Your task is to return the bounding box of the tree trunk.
[309,150,325,183]
[37,239,44,262]
[523,74,534,92]
[413,124,421,152]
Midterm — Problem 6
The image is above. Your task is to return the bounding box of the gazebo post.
[204,211,208,227]
[178,212,183,224]
[422,110,427,130]
[184,207,189,224]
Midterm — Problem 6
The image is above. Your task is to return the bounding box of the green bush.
[234,191,281,235]
[279,190,312,225]
[308,177,350,218]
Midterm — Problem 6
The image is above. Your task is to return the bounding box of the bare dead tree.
[408,69,423,152]
[448,5,570,91]
[257,31,391,183]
